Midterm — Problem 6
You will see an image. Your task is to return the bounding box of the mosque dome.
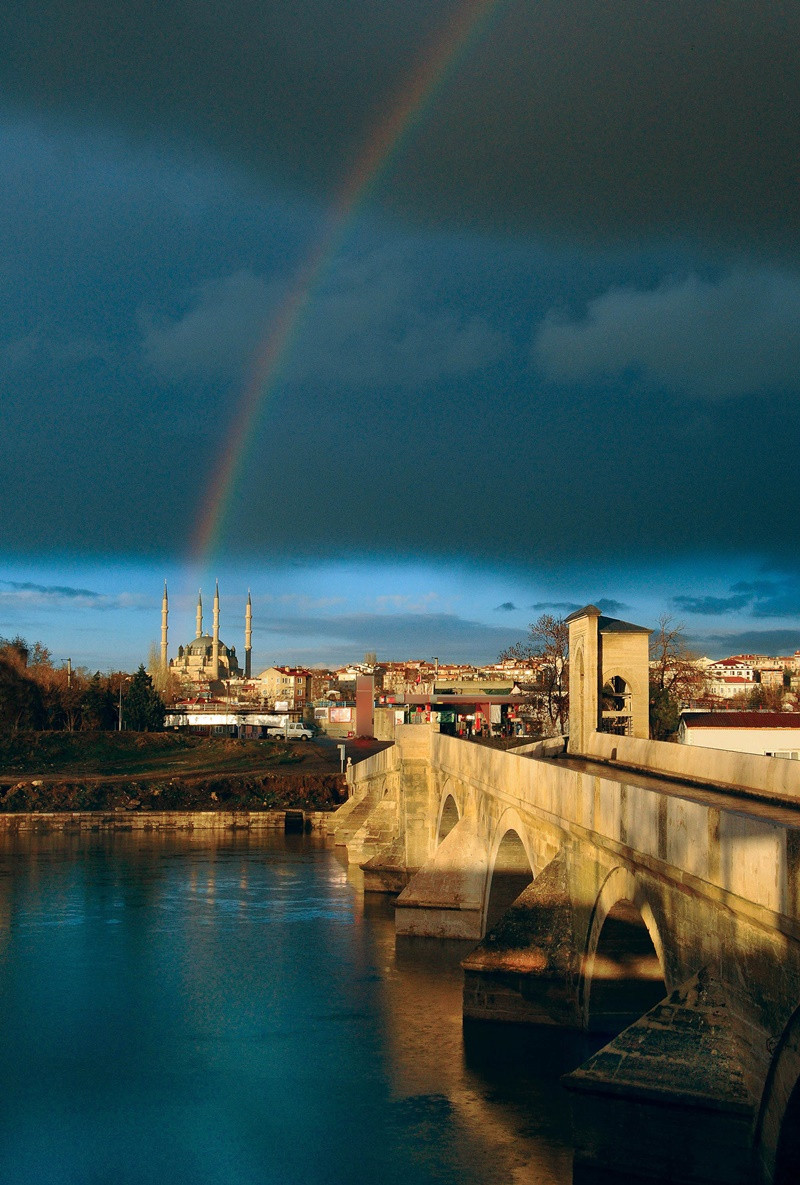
[186,635,233,658]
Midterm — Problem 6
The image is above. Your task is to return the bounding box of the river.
[0,830,595,1184]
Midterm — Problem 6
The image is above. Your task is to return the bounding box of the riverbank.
[0,808,332,833]
[0,732,346,813]
[0,770,346,813]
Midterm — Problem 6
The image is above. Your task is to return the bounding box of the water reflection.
[0,832,580,1184]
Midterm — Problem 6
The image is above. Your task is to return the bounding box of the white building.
[679,711,800,758]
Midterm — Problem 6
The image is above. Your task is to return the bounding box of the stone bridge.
[329,607,800,1185]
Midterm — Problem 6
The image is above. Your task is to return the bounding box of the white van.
[267,722,314,741]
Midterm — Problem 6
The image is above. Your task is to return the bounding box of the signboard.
[329,706,352,723]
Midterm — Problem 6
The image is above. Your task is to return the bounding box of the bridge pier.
[361,837,410,893]
[462,852,583,1026]
[395,819,488,939]
[329,782,383,848]
[565,969,763,1185]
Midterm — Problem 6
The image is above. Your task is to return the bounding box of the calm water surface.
[0,832,592,1184]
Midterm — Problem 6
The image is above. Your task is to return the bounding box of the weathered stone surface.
[361,836,410,893]
[347,794,398,866]
[330,789,382,847]
[0,809,329,832]
[565,969,762,1184]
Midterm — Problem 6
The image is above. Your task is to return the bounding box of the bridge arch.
[755,1004,800,1184]
[482,811,537,935]
[435,786,461,846]
[581,866,667,1034]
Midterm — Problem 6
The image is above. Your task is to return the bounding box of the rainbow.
[192,0,508,565]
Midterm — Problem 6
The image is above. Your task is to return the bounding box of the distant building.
[759,666,786,689]
[168,585,247,691]
[706,658,758,700]
[257,666,311,710]
[679,711,800,758]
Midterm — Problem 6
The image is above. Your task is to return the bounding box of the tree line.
[0,637,165,733]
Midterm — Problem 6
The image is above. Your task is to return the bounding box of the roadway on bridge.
[539,751,800,831]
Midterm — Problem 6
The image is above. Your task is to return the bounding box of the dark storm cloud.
[4,4,800,574]
[530,599,628,615]
[674,593,752,616]
[534,272,800,399]
[676,580,800,619]
[139,270,280,383]
[688,630,800,661]
[140,255,506,389]
[254,611,523,664]
[4,1,800,246]
[531,601,581,612]
[0,581,147,610]
[1,580,100,599]
[596,599,629,616]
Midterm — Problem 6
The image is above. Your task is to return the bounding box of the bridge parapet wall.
[341,731,800,941]
[344,742,401,795]
[584,730,800,805]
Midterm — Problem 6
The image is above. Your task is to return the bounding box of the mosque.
[160,583,252,689]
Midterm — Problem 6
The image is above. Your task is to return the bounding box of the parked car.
[266,722,314,741]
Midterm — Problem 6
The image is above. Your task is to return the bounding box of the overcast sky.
[2,1,800,669]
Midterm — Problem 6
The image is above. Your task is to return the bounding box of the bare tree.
[649,615,707,739]
[650,615,706,698]
[500,614,569,735]
[0,637,44,732]
[147,641,179,703]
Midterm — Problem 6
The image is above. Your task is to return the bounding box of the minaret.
[196,590,203,639]
[245,590,252,679]
[212,581,220,680]
[161,582,169,671]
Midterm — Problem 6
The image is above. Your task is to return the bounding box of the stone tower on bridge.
[566,604,650,752]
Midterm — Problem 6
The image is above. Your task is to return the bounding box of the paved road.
[303,736,393,771]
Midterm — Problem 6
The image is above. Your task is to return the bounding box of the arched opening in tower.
[775,1075,800,1184]
[484,830,533,934]
[587,899,666,1035]
[600,674,633,736]
[437,795,459,845]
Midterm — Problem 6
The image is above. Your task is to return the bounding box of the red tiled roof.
[682,712,800,729]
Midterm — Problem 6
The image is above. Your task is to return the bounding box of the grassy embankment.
[0,732,346,812]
